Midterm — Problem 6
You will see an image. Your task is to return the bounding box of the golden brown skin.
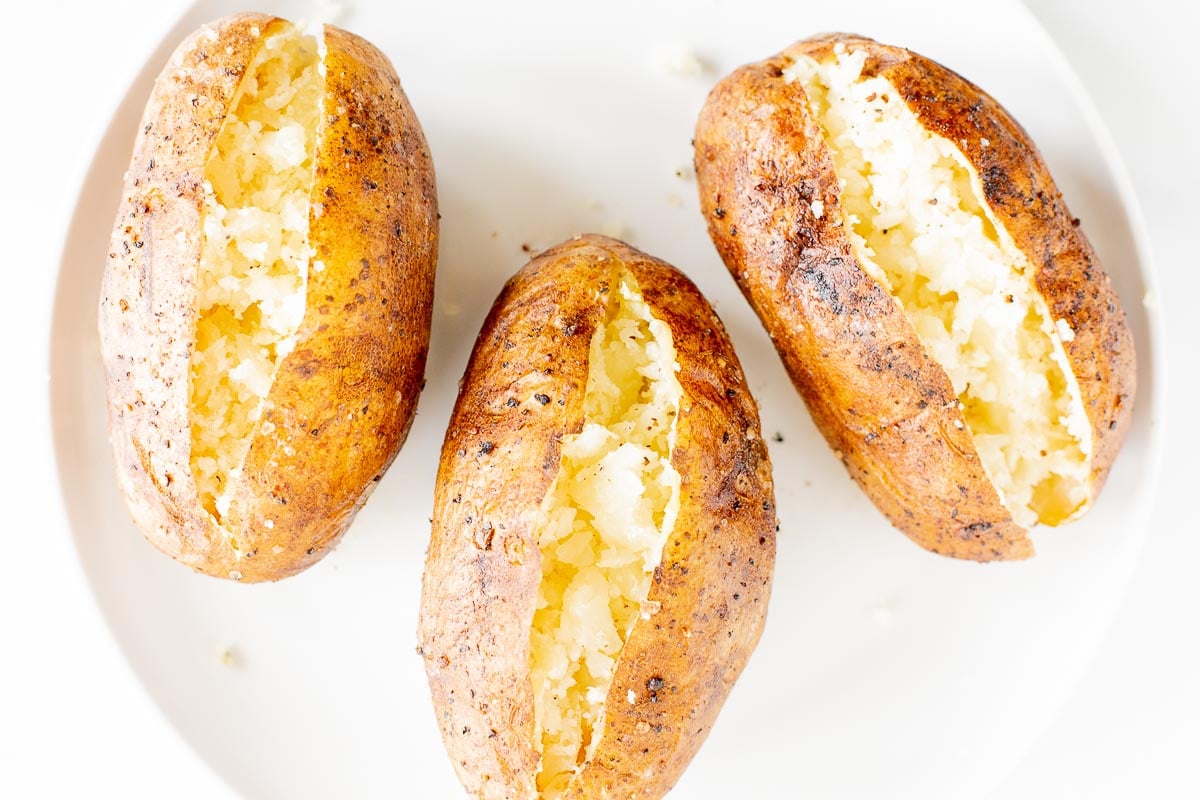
[418,235,775,799]
[694,34,1135,561]
[98,14,438,581]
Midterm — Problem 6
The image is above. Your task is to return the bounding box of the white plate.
[51,0,1162,797]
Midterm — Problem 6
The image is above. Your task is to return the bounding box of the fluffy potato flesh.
[189,24,322,538]
[529,269,683,797]
[787,46,1092,527]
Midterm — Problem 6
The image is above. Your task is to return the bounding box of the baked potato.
[418,235,775,799]
[98,13,438,581]
[694,34,1135,560]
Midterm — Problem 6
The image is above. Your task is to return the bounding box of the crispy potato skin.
[98,14,438,581]
[694,34,1135,560]
[418,235,775,799]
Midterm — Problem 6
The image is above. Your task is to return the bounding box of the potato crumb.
[665,193,683,208]
[217,646,237,667]
[529,269,682,797]
[871,604,895,628]
[673,163,693,181]
[653,43,706,77]
[313,0,348,24]
[601,220,628,239]
[810,199,825,219]
[1142,289,1156,310]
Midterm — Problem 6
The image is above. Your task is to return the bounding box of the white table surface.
[2,1,1194,797]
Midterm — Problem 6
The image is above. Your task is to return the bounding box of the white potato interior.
[529,269,683,797]
[189,24,323,539]
[786,46,1092,527]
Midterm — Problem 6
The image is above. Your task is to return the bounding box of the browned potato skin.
[98,14,438,581]
[419,235,775,799]
[694,33,1135,561]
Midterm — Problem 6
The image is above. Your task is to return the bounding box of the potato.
[694,34,1136,560]
[418,235,775,799]
[98,13,438,581]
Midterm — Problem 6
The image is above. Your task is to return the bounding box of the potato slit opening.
[528,267,683,797]
[786,47,1092,527]
[189,23,324,538]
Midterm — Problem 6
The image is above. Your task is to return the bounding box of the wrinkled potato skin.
[694,33,1135,560]
[419,235,775,799]
[98,13,438,581]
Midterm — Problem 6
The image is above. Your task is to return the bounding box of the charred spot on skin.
[478,441,495,456]
[960,521,994,539]
[799,265,845,314]
[980,165,1015,205]
[534,393,551,406]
